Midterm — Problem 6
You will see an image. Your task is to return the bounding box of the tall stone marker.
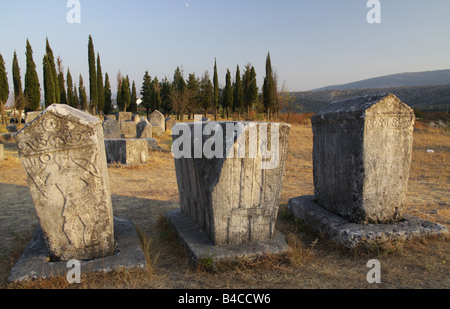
[287,94,448,248]
[311,93,414,224]
[14,104,115,261]
[149,110,165,133]
[167,121,291,263]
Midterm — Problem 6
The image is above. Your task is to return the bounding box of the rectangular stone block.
[137,119,153,138]
[14,104,115,261]
[104,139,148,165]
[311,94,415,224]
[172,121,291,246]
[117,112,132,122]
[120,121,137,138]
[25,111,42,124]
[102,118,121,139]
[0,143,4,162]
[149,110,165,132]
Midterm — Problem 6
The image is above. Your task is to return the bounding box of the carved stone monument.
[102,118,121,139]
[117,112,132,122]
[149,110,165,133]
[137,119,153,138]
[120,121,137,138]
[104,139,148,165]
[14,104,115,261]
[287,94,448,248]
[167,121,291,264]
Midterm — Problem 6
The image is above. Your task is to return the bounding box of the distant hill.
[312,69,450,91]
[290,84,450,114]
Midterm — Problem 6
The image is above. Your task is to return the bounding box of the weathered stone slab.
[136,119,153,138]
[25,111,42,124]
[287,195,449,249]
[166,209,289,265]
[311,94,415,224]
[104,139,148,165]
[117,112,132,122]
[120,121,137,138]
[7,217,146,283]
[152,125,164,138]
[102,118,121,139]
[165,117,177,132]
[149,110,165,133]
[14,104,115,261]
[172,121,291,246]
[132,114,140,123]
[6,125,18,133]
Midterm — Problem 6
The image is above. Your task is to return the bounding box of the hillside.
[312,69,450,91]
[291,84,450,113]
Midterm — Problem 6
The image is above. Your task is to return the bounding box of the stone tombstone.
[25,111,42,124]
[104,139,148,165]
[120,121,137,138]
[172,121,291,246]
[165,117,177,132]
[14,104,115,261]
[132,114,140,123]
[117,112,132,122]
[149,110,165,133]
[136,119,153,138]
[102,118,121,139]
[311,93,415,224]
[6,125,18,133]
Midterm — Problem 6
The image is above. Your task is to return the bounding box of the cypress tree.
[88,35,97,114]
[263,52,275,120]
[129,80,138,114]
[43,54,55,107]
[116,71,124,111]
[24,40,41,112]
[141,71,152,117]
[0,53,9,125]
[73,83,79,109]
[45,38,60,103]
[159,77,172,117]
[213,58,219,120]
[66,69,74,107]
[57,56,67,105]
[120,77,130,111]
[79,74,87,111]
[150,77,161,113]
[186,73,200,119]
[200,71,213,117]
[12,51,26,121]
[223,69,233,119]
[234,65,243,119]
[96,53,104,115]
[103,73,112,115]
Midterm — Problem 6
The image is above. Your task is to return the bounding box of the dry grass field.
[0,119,449,289]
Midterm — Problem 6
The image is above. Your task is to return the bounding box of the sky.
[1,0,450,105]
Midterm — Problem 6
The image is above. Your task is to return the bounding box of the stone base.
[104,139,148,165]
[165,209,290,265]
[287,195,449,249]
[7,217,147,283]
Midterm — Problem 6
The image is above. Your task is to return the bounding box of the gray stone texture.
[14,104,115,261]
[104,138,148,165]
[25,111,42,124]
[6,125,18,133]
[311,94,415,224]
[102,118,121,139]
[149,110,165,133]
[117,112,132,122]
[165,117,177,132]
[136,119,153,138]
[7,217,147,283]
[287,196,449,249]
[120,121,137,138]
[172,121,291,246]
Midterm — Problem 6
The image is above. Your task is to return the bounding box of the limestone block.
[0,143,4,162]
[165,117,177,132]
[137,119,153,138]
[25,111,42,124]
[102,118,121,139]
[117,112,132,122]
[149,110,165,133]
[120,121,137,138]
[311,93,415,224]
[172,121,291,246]
[152,125,164,138]
[104,139,148,165]
[14,104,115,261]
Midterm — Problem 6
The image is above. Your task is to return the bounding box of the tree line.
[0,35,284,125]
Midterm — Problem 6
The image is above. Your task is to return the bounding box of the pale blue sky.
[1,0,449,104]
